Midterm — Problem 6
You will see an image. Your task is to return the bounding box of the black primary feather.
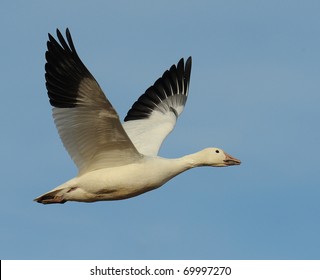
[45,28,96,108]
[124,57,192,122]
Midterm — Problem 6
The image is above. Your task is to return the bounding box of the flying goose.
[34,29,241,204]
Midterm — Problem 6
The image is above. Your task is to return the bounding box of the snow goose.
[34,28,241,204]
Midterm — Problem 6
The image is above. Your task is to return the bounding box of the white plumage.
[34,29,241,204]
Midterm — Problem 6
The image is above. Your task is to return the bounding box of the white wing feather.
[45,30,141,175]
[123,57,192,156]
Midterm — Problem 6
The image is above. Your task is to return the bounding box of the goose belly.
[72,160,180,201]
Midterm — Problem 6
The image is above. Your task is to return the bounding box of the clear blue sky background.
[1,0,320,259]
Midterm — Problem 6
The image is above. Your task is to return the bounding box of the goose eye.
[215,150,220,153]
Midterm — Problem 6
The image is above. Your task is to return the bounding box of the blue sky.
[1,0,320,259]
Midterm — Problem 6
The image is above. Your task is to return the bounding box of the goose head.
[195,148,241,167]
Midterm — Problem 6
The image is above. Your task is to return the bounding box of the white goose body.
[35,29,241,204]
[46,156,186,202]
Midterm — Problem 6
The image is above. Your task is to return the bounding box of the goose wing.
[45,29,141,175]
[122,57,192,156]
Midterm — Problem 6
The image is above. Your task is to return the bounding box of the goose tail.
[34,189,67,204]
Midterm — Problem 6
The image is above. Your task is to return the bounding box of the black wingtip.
[124,56,192,122]
[186,56,192,68]
[185,56,192,86]
[45,28,94,108]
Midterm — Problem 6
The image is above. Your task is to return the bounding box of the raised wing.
[45,29,141,175]
[122,57,192,156]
